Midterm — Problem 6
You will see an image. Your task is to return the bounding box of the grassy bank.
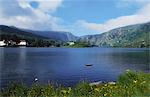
[0,70,150,97]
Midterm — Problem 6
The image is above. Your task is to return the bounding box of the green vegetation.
[67,42,91,48]
[0,25,64,47]
[79,22,150,48]
[0,70,149,97]
[1,22,150,48]
[0,34,63,47]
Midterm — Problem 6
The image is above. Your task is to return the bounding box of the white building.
[18,40,27,46]
[67,41,75,45]
[9,40,16,45]
[0,40,6,46]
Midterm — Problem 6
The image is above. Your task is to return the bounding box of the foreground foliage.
[0,70,150,97]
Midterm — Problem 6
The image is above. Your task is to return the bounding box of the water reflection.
[0,48,149,88]
[107,51,149,72]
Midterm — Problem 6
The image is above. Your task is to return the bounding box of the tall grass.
[0,70,150,97]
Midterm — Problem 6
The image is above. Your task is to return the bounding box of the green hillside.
[0,25,62,47]
[79,22,150,48]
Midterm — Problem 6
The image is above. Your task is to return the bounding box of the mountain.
[79,22,150,48]
[1,22,149,48]
[0,25,49,39]
[0,25,78,47]
[21,29,78,42]
[0,25,78,42]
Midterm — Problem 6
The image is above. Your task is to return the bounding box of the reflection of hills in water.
[105,50,149,72]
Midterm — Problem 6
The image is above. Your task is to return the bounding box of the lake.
[0,48,149,88]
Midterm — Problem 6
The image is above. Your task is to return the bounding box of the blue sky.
[54,0,139,23]
[0,0,150,36]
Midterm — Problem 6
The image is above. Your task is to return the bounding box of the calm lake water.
[0,48,149,88]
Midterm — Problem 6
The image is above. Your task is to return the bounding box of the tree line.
[0,34,63,47]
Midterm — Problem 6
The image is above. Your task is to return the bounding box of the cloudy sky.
[0,0,150,36]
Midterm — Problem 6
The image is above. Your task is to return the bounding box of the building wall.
[0,41,6,46]
[19,42,27,45]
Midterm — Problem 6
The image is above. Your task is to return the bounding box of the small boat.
[85,64,93,66]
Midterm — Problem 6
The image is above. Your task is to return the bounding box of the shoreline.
[0,46,149,48]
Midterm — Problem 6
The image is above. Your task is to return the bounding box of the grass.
[0,70,150,97]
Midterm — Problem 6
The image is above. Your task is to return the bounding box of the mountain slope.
[79,22,150,48]
[0,25,49,39]
[22,29,78,42]
[0,25,78,42]
[0,25,64,47]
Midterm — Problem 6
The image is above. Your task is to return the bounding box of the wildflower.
[67,87,71,94]
[61,90,67,94]
[104,93,107,96]
[94,88,99,91]
[133,80,137,83]
[104,84,107,86]
[68,87,71,91]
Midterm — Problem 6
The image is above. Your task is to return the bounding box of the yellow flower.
[68,87,71,91]
[104,93,107,96]
[61,90,67,94]
[133,80,137,83]
[94,88,99,91]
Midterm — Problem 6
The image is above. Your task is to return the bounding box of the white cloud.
[77,2,150,33]
[1,0,150,36]
[36,0,63,13]
[0,0,64,31]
